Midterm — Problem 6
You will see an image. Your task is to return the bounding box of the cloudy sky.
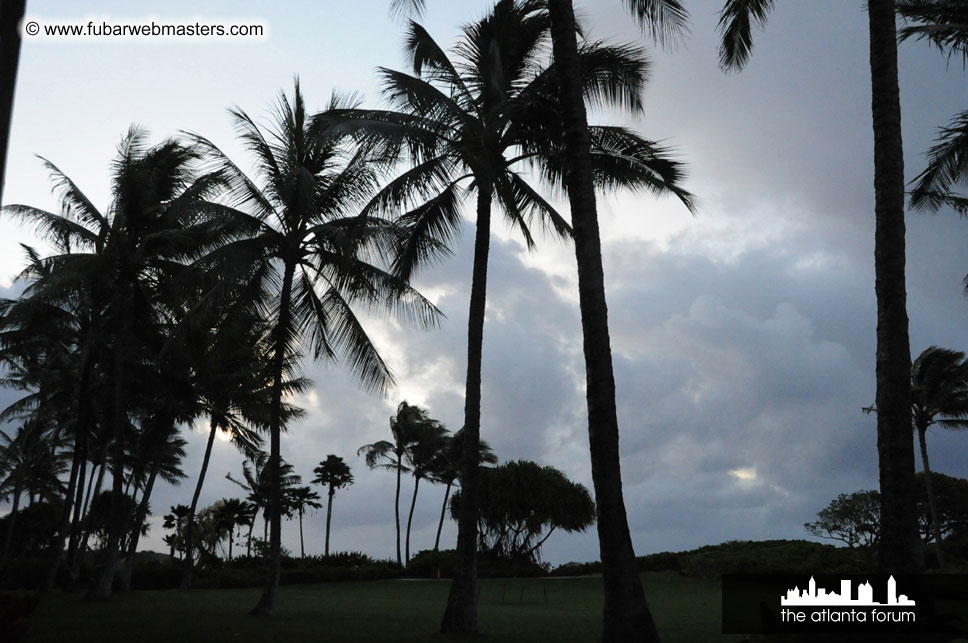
[2,0,967,566]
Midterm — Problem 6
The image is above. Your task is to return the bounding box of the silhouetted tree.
[312,455,354,556]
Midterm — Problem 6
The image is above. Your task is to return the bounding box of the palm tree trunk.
[251,261,296,616]
[64,449,88,580]
[441,185,491,635]
[182,416,221,589]
[0,485,22,570]
[0,0,25,206]
[406,476,420,565]
[72,451,106,579]
[325,488,334,557]
[118,464,159,592]
[90,312,134,600]
[246,518,255,557]
[228,529,233,562]
[45,423,84,591]
[867,0,924,574]
[395,458,403,566]
[299,508,305,558]
[916,427,945,568]
[434,481,452,551]
[547,2,659,640]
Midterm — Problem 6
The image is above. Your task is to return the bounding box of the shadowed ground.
[22,572,730,642]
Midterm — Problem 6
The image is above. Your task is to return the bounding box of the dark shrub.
[406,549,456,578]
[129,560,182,590]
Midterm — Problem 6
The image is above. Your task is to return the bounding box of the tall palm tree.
[312,454,354,556]
[288,485,322,558]
[716,0,925,576]
[403,420,448,564]
[429,428,496,552]
[187,82,439,614]
[358,401,440,565]
[910,346,968,568]
[343,3,692,632]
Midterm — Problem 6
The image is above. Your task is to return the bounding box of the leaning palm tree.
[403,420,448,564]
[340,2,693,632]
[187,82,439,614]
[910,346,968,568]
[312,454,354,556]
[716,0,924,577]
[358,401,440,565]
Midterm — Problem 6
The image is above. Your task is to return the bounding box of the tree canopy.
[451,460,594,563]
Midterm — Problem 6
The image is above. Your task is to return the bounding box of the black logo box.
[722,574,968,637]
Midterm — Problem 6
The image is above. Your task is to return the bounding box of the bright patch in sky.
[730,467,758,482]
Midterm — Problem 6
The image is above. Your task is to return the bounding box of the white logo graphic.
[781,576,915,607]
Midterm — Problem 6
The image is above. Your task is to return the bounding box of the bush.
[637,550,681,572]
[407,549,546,579]
[129,560,181,590]
[406,549,456,578]
[678,540,870,577]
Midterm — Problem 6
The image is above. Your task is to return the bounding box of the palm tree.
[5,126,228,598]
[226,451,302,560]
[910,346,968,568]
[117,419,187,591]
[342,3,692,632]
[403,420,448,565]
[429,428,496,552]
[162,504,191,559]
[312,454,354,556]
[215,498,253,561]
[178,308,299,589]
[288,486,322,558]
[359,401,440,565]
[716,0,924,576]
[897,1,968,214]
[187,81,438,615]
[0,419,67,568]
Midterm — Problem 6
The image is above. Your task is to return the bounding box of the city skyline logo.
[781,575,915,607]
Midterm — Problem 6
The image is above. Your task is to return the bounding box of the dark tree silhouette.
[717,0,924,575]
[312,455,354,556]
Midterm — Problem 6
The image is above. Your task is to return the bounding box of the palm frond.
[623,0,689,49]
[909,109,968,213]
[716,0,774,71]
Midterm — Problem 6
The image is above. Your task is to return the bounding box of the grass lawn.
[22,572,733,642]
